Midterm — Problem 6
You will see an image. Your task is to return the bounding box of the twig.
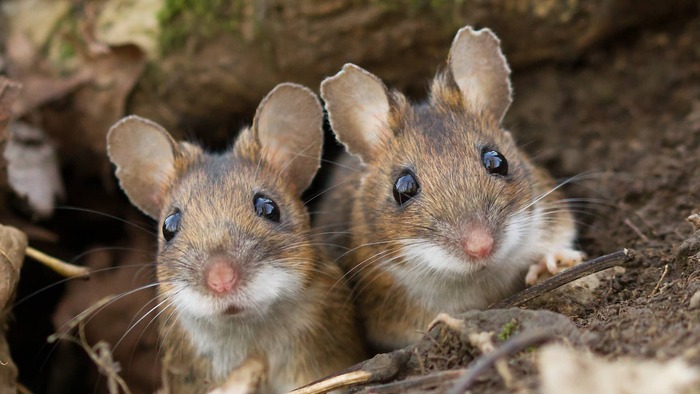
[468,332,514,389]
[490,249,636,309]
[446,330,557,394]
[623,218,649,242]
[48,296,130,393]
[25,246,90,279]
[357,369,464,393]
[359,330,558,394]
[289,370,371,394]
[288,349,410,394]
[649,264,669,297]
[49,320,131,394]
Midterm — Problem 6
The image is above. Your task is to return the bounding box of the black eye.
[393,171,420,206]
[482,149,508,176]
[253,194,280,223]
[162,210,181,242]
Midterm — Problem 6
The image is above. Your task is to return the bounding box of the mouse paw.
[525,249,586,285]
[428,312,464,332]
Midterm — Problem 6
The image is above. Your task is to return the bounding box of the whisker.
[55,206,157,238]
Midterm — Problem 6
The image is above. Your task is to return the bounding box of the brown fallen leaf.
[0,223,27,311]
[10,71,93,118]
[4,28,92,116]
[0,223,28,394]
[4,121,65,219]
[73,45,146,155]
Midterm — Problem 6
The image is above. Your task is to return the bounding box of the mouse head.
[107,83,324,320]
[321,26,539,276]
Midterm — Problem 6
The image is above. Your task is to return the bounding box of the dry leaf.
[4,121,65,219]
[0,223,28,393]
[10,71,93,117]
[95,0,163,59]
[3,31,92,117]
[0,223,27,311]
[1,0,72,53]
[72,45,146,155]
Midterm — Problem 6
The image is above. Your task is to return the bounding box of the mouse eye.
[393,170,420,206]
[482,149,508,176]
[162,210,181,242]
[253,193,280,223]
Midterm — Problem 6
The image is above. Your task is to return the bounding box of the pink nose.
[205,259,238,294]
[462,227,494,259]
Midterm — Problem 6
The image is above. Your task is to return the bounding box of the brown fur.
[156,145,365,391]
[108,84,366,393]
[318,27,579,351]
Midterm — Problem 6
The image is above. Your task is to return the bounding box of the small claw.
[525,262,545,285]
[545,254,559,275]
[526,249,586,285]
[428,312,464,332]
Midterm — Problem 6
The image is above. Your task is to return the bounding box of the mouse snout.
[460,226,494,259]
[205,257,239,295]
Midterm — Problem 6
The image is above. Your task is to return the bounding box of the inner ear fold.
[251,83,324,194]
[448,26,513,123]
[107,116,178,219]
[320,63,393,165]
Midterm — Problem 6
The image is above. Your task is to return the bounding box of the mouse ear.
[249,83,324,194]
[321,64,393,165]
[107,116,178,219]
[447,26,512,123]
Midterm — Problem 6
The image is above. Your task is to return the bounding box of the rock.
[689,291,700,309]
[539,344,699,394]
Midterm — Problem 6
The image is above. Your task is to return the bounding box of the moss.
[157,0,247,54]
[45,6,82,73]
[58,40,76,62]
[497,319,519,342]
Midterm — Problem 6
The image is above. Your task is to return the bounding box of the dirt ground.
[4,10,700,394]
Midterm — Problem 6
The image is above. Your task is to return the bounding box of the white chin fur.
[398,210,542,277]
[392,210,545,312]
[170,265,303,320]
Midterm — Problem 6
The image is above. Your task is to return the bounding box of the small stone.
[689,291,700,309]
[688,214,700,230]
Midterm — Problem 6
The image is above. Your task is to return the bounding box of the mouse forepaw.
[525,248,586,285]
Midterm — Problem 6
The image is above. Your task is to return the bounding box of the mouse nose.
[461,227,494,259]
[205,258,239,295]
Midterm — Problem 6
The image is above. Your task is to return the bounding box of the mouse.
[106,83,366,393]
[317,26,585,351]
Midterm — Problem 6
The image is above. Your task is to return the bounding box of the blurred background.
[0,1,699,393]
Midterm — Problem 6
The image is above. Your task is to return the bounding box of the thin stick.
[490,249,636,309]
[289,370,371,394]
[624,218,649,242]
[446,330,556,394]
[288,349,410,394]
[25,246,90,279]
[649,264,669,297]
[360,330,557,394]
[357,370,464,393]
